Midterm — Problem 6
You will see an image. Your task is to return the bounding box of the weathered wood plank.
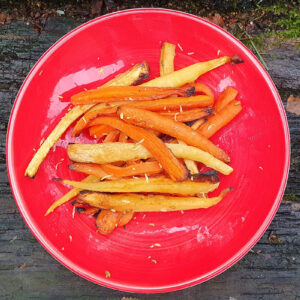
[0,17,299,299]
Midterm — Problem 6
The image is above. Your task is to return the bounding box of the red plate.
[6,9,290,293]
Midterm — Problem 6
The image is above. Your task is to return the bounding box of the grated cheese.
[187,52,194,55]
[72,206,76,219]
[101,175,112,181]
[105,270,111,278]
[145,173,149,183]
[120,113,124,119]
[177,43,183,51]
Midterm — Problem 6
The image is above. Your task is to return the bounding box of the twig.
[245,31,269,71]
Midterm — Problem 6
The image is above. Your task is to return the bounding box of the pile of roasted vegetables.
[25,42,243,235]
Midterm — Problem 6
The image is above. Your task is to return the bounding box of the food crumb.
[145,173,149,183]
[33,148,36,152]
[61,247,64,251]
[132,176,139,179]
[158,163,162,169]
[128,97,134,101]
[82,116,87,124]
[98,67,104,74]
[217,49,221,56]
[122,200,130,204]
[174,112,179,121]
[234,101,241,106]
[101,175,112,181]
[160,208,167,212]
[69,235,72,242]
[177,43,183,51]
[10,236,17,243]
[39,137,45,146]
[180,210,184,214]
[151,259,157,264]
[259,166,263,170]
[148,256,151,259]
[191,176,194,181]
[84,88,88,91]
[142,214,146,219]
[149,223,155,226]
[120,112,124,119]
[58,95,63,99]
[154,243,161,247]
[97,57,100,60]
[72,206,76,219]
[105,270,111,278]
[136,138,144,144]
[111,209,116,212]
[39,70,43,76]
[179,105,183,113]
[187,52,194,55]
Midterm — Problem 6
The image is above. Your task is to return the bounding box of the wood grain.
[0,18,299,299]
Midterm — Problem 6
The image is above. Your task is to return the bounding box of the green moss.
[283,195,300,201]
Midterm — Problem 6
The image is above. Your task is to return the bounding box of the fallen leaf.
[268,231,282,244]
[286,95,300,115]
[210,13,226,29]
[0,13,8,25]
[91,0,103,15]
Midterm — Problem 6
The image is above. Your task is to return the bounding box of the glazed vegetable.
[117,106,230,163]
[67,142,233,175]
[141,56,242,87]
[25,61,150,177]
[79,188,232,212]
[86,117,188,182]
[60,175,220,195]
[70,85,195,105]
[198,100,242,138]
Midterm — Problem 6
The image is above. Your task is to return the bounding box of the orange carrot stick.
[191,82,214,99]
[160,108,212,122]
[72,96,212,136]
[89,125,114,138]
[72,102,125,137]
[101,161,163,177]
[215,87,238,113]
[117,106,230,163]
[103,129,120,143]
[198,100,242,138]
[69,163,118,180]
[88,117,188,181]
[118,132,128,143]
[96,209,121,235]
[118,211,134,227]
[71,86,195,105]
[80,207,100,215]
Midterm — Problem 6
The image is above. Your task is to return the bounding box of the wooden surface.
[0,17,299,300]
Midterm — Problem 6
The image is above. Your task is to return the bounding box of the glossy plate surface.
[7,9,289,293]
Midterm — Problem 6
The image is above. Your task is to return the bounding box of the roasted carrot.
[118,211,134,227]
[189,82,214,99]
[215,87,238,113]
[72,96,212,136]
[69,163,118,180]
[71,86,195,105]
[96,209,121,235]
[117,106,230,163]
[103,129,120,143]
[118,132,128,143]
[80,207,100,215]
[88,117,188,181]
[89,125,114,138]
[191,118,207,129]
[101,161,163,177]
[198,100,242,138]
[72,102,126,137]
[160,108,212,122]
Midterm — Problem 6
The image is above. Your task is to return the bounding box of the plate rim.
[6,8,290,293]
